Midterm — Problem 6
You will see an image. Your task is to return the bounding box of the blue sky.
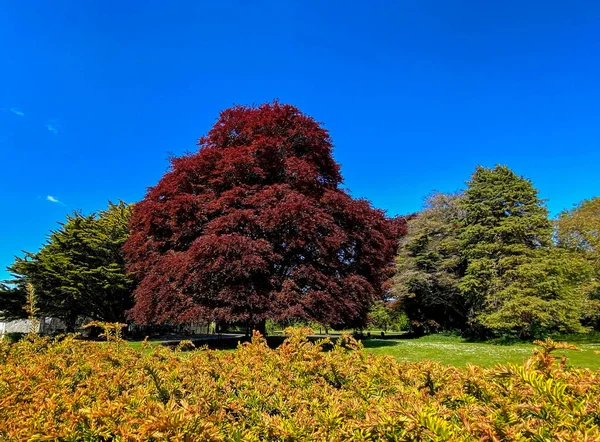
[1,0,599,280]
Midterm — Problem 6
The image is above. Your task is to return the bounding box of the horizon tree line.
[1,101,598,339]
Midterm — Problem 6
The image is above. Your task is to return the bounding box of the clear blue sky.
[1,0,599,280]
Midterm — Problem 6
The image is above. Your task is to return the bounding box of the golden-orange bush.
[0,329,598,441]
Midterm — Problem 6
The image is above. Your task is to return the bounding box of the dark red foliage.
[124,102,401,328]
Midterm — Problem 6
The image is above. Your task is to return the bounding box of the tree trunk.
[64,313,78,333]
[216,321,229,334]
[253,319,267,336]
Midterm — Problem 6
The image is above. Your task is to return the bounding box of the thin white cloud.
[46,195,60,203]
[46,123,58,135]
[10,108,25,116]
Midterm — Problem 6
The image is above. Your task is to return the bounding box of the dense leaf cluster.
[0,330,598,440]
[125,102,401,329]
[1,202,133,330]
[556,197,600,328]
[394,166,597,338]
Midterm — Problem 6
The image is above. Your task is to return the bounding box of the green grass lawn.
[125,340,163,353]
[361,334,600,369]
[123,333,600,370]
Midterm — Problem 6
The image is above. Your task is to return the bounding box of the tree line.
[392,165,599,338]
[1,102,598,339]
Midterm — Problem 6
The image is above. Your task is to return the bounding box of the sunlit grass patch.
[362,335,600,369]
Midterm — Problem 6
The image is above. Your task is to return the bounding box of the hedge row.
[0,329,598,441]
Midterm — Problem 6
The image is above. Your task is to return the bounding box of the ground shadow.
[160,333,413,351]
[360,339,402,349]
[162,334,337,351]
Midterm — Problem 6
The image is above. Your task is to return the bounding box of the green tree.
[391,192,467,334]
[479,248,593,338]
[0,283,26,320]
[458,165,583,337]
[2,201,134,331]
[458,166,552,306]
[556,197,600,254]
[555,197,600,328]
[367,301,391,331]
[393,165,592,338]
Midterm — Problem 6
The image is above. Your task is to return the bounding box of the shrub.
[1,332,26,344]
[0,330,598,440]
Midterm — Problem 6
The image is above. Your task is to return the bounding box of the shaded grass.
[362,334,600,369]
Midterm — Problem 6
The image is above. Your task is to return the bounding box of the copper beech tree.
[124,102,402,332]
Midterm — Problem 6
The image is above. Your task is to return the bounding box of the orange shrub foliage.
[0,330,599,441]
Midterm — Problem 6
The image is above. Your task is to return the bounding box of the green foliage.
[392,192,466,334]
[556,197,600,327]
[2,201,134,331]
[459,166,553,251]
[556,196,600,254]
[367,300,408,332]
[458,165,554,335]
[2,332,26,344]
[393,165,597,338]
[478,248,594,337]
[0,283,26,320]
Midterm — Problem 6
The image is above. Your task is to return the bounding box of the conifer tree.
[458,165,553,332]
[391,192,466,334]
[3,201,133,331]
[393,165,592,337]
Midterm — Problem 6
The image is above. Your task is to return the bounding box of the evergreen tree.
[555,197,600,329]
[393,165,591,338]
[391,192,466,334]
[480,247,593,337]
[0,283,26,320]
[2,201,133,331]
[458,165,574,337]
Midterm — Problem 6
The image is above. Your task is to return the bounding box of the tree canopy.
[555,197,600,328]
[555,197,600,255]
[458,165,554,336]
[124,102,401,331]
[2,201,133,331]
[393,165,595,338]
[391,192,465,334]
